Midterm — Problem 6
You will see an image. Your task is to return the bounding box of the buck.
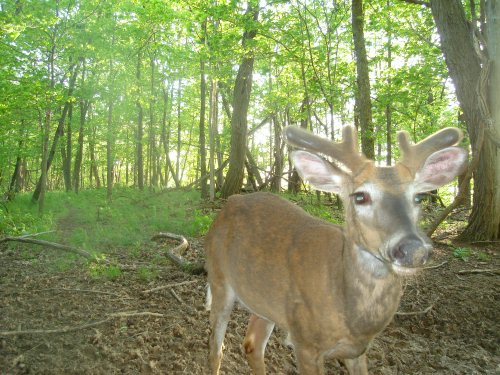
[205,126,467,375]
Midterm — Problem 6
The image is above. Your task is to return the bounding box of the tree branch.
[0,311,164,336]
[0,235,95,260]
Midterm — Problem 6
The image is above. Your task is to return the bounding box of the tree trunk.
[32,63,79,202]
[62,102,73,192]
[199,53,208,197]
[73,99,89,193]
[7,138,23,200]
[106,98,114,201]
[136,52,144,190]
[209,78,218,201]
[289,97,309,194]
[89,124,101,188]
[430,0,500,240]
[271,114,283,192]
[352,0,374,159]
[160,85,180,188]
[149,53,158,188]
[220,1,259,199]
[385,0,393,166]
[176,78,182,183]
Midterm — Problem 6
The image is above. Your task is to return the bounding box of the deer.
[204,125,467,375]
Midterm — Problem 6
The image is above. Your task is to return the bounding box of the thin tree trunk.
[62,102,73,192]
[149,52,157,188]
[176,78,182,183]
[8,138,23,200]
[73,99,89,193]
[209,78,218,201]
[136,52,144,190]
[160,85,180,188]
[271,114,283,192]
[220,1,259,199]
[32,64,79,203]
[106,98,114,201]
[89,124,101,188]
[352,0,374,159]
[199,42,208,197]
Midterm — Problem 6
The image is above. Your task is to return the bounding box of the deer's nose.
[390,235,430,267]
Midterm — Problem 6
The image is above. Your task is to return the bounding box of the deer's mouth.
[357,243,431,277]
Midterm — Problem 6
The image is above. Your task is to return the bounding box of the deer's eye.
[414,193,426,205]
[352,192,371,205]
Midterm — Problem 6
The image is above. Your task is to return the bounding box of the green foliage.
[136,266,160,282]
[453,247,473,261]
[281,192,343,225]
[0,0,464,197]
[1,188,212,250]
[452,246,491,263]
[88,262,122,280]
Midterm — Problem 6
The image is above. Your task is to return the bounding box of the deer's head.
[285,126,467,275]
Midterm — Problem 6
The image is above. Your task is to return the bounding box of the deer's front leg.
[294,345,325,375]
[343,353,368,375]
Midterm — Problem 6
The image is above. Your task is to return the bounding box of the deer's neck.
[340,239,402,337]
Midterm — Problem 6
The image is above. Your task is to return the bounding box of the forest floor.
[1,207,499,374]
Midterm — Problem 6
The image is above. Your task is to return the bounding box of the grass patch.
[88,263,123,280]
[1,188,215,274]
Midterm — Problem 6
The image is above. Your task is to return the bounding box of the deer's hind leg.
[207,283,235,375]
[243,314,275,375]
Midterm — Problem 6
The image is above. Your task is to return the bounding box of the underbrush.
[0,189,345,280]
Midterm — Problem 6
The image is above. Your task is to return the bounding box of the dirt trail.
[1,239,499,374]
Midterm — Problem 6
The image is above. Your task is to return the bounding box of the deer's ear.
[291,150,346,193]
[414,147,467,192]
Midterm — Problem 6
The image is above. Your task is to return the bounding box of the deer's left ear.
[414,147,467,192]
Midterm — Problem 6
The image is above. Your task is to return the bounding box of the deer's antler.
[397,128,463,174]
[284,126,368,173]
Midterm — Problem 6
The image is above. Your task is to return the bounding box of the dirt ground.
[1,233,499,375]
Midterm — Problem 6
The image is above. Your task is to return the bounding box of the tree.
[428,0,500,240]
[352,0,374,158]
[220,1,260,199]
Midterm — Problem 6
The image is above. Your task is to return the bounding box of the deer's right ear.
[291,150,345,193]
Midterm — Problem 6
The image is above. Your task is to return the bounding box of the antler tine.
[398,127,463,173]
[284,126,367,172]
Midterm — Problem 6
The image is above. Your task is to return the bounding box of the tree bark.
[160,84,180,188]
[220,1,260,199]
[352,0,375,159]
[430,0,500,240]
[106,96,114,201]
[136,52,144,190]
[61,102,73,192]
[73,99,89,193]
[149,52,158,188]
[32,63,79,203]
[209,78,218,201]
[7,137,23,200]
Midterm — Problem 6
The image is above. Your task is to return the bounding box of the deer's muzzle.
[390,235,431,268]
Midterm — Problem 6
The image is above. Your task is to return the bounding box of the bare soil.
[1,235,499,374]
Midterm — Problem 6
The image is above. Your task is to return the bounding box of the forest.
[0,0,499,374]
[1,0,499,240]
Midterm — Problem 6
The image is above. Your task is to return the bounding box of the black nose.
[391,235,430,267]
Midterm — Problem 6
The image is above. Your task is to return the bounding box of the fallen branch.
[0,235,95,260]
[457,268,500,275]
[142,279,200,294]
[32,288,130,299]
[152,232,206,275]
[168,288,184,304]
[0,311,164,336]
[152,232,189,254]
[396,304,434,316]
[423,261,448,270]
